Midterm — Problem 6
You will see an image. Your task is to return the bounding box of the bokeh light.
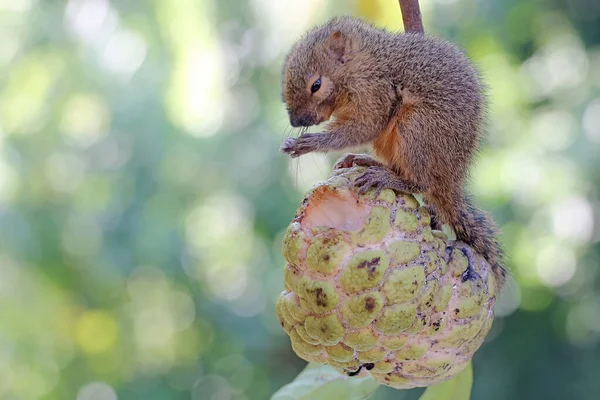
[0,0,598,399]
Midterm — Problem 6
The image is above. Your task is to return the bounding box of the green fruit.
[276,164,498,389]
[340,251,390,294]
[340,292,384,329]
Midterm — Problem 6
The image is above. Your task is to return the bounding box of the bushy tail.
[427,192,507,291]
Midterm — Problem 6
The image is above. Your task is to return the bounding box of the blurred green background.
[0,0,599,399]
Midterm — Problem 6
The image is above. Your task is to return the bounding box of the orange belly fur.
[373,105,413,181]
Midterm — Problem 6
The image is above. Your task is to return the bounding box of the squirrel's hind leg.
[354,166,425,196]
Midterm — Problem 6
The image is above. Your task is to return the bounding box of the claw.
[334,153,381,170]
[371,183,384,197]
[355,168,385,195]
[280,138,297,154]
[354,166,421,196]
[357,184,371,195]
[333,156,351,170]
[280,134,321,158]
[334,153,360,169]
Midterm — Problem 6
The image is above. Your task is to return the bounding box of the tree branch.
[398,0,424,34]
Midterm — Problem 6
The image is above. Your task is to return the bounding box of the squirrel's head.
[282,29,355,128]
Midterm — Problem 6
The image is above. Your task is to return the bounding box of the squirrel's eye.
[311,78,321,94]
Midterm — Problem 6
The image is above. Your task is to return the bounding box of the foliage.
[418,363,472,400]
[270,363,379,400]
[0,0,599,399]
[271,363,472,400]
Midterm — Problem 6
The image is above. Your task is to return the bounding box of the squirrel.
[279,16,506,289]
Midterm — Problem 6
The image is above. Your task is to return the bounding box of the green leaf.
[418,362,473,400]
[271,363,380,400]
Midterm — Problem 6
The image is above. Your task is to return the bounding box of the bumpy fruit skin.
[277,166,497,389]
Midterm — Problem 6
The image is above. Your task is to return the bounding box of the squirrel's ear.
[326,31,348,63]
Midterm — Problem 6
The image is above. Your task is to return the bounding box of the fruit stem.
[398,0,424,34]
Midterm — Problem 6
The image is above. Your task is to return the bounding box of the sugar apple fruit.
[276,164,498,389]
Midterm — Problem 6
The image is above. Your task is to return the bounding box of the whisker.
[312,153,325,177]
[297,156,306,188]
[265,115,288,130]
[282,125,293,139]
[294,157,300,188]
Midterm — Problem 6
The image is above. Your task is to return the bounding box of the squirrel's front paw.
[280,137,298,155]
[280,135,317,158]
[334,153,381,169]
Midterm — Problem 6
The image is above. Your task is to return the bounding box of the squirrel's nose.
[291,114,313,127]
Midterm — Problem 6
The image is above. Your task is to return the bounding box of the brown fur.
[280,16,506,288]
[373,103,416,182]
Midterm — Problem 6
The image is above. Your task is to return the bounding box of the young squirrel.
[280,16,506,288]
